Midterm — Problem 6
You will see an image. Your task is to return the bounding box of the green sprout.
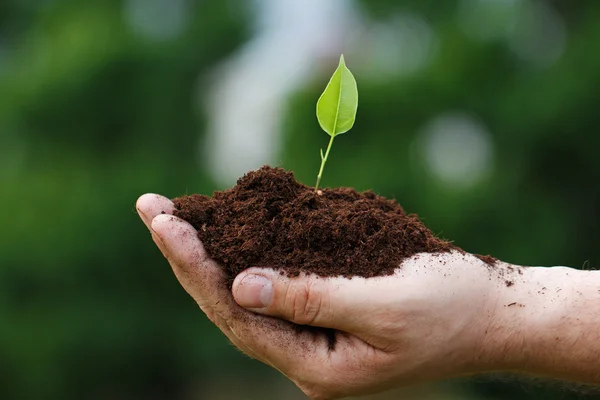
[314,54,359,192]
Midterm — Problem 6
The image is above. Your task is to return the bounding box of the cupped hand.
[136,193,513,400]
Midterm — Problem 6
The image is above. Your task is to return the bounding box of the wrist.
[484,265,600,382]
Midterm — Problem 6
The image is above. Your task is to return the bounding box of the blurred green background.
[1,0,599,399]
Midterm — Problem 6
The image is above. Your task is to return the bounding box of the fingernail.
[236,274,273,309]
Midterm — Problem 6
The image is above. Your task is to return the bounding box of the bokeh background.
[1,0,599,399]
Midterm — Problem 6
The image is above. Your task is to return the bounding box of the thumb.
[232,268,367,333]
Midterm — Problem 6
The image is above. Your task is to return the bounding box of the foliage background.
[1,0,599,399]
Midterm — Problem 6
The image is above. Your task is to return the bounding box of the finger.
[136,193,175,229]
[150,214,217,307]
[150,214,331,371]
[135,193,174,256]
[148,213,270,362]
[232,268,388,337]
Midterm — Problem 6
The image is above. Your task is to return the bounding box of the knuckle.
[286,276,328,325]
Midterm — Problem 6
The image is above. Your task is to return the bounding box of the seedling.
[315,54,358,192]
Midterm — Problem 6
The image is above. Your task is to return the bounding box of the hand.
[136,193,518,399]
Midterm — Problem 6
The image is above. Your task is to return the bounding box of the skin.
[137,193,600,400]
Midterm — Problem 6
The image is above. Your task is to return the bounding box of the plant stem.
[315,135,335,192]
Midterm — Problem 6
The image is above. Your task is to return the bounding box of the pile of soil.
[172,166,480,286]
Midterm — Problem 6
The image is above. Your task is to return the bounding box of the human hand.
[136,193,519,399]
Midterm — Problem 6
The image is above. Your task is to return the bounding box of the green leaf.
[316,54,358,137]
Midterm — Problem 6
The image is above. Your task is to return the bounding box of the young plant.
[315,54,359,192]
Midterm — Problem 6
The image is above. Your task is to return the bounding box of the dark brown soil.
[475,254,497,265]
[173,166,466,287]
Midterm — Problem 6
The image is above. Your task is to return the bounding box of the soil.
[172,166,497,349]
